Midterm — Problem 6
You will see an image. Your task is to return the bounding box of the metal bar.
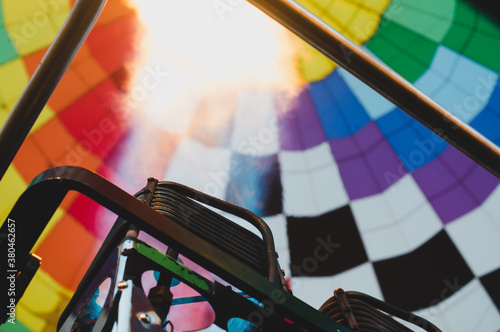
[248,0,500,180]
[0,0,108,181]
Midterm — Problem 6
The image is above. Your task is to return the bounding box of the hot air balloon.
[0,0,499,331]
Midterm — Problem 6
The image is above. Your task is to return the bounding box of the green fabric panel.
[0,3,18,64]
[442,0,477,51]
[382,0,455,43]
[366,17,437,82]
[0,320,31,332]
[443,0,500,71]
[464,16,500,71]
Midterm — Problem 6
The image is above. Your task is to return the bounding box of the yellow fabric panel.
[327,0,359,30]
[0,103,9,130]
[0,58,55,135]
[346,8,386,44]
[0,58,29,108]
[48,0,72,30]
[4,0,71,56]
[295,40,337,82]
[296,0,330,15]
[294,0,390,82]
[2,0,44,25]
[0,165,27,223]
[38,0,71,18]
[17,269,73,332]
[361,0,391,12]
[31,105,56,134]
[7,20,60,56]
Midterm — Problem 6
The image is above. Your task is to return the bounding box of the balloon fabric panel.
[1,0,500,331]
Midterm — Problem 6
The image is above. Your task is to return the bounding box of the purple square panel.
[365,140,405,192]
[430,184,478,224]
[277,87,326,151]
[413,157,458,199]
[463,164,500,203]
[337,157,379,200]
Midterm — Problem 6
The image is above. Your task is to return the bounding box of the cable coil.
[318,289,442,332]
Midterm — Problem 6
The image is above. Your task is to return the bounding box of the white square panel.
[328,262,384,301]
[288,276,336,309]
[280,143,348,217]
[446,207,500,276]
[305,141,337,169]
[410,306,449,332]
[354,174,443,260]
[399,201,442,252]
[263,214,288,252]
[440,279,499,332]
[310,163,349,214]
[163,137,231,198]
[142,71,201,135]
[474,306,500,332]
[482,184,500,230]
[351,193,394,232]
[278,149,308,172]
[281,171,319,216]
[384,174,426,221]
[360,224,407,261]
[230,90,279,156]
[279,141,336,171]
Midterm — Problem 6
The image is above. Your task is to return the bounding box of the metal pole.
[248,0,500,180]
[0,0,108,181]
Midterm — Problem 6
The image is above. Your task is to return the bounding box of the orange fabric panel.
[46,66,90,113]
[96,0,137,26]
[13,136,51,182]
[31,117,77,162]
[34,213,101,291]
[22,48,46,77]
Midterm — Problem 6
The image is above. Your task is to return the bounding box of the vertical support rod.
[0,0,108,181]
[248,0,500,180]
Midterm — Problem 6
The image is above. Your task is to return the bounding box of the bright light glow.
[135,0,297,87]
[127,0,300,133]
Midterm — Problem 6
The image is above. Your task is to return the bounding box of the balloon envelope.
[1,0,500,331]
